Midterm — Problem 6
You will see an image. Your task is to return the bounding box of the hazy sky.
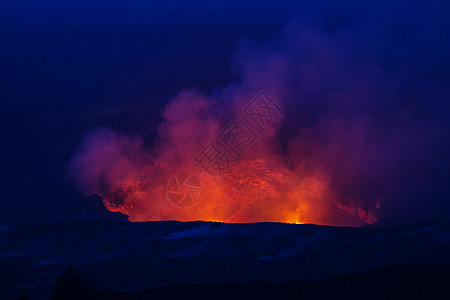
[1,1,447,28]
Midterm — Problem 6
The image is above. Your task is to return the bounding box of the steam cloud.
[70,15,450,226]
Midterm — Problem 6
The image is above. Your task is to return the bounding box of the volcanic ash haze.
[70,18,450,226]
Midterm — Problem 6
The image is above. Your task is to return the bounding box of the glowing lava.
[98,158,377,226]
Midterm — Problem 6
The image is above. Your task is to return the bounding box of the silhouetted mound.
[50,265,96,300]
[48,264,127,300]
[12,294,32,300]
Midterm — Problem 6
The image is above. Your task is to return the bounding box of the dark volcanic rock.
[1,221,450,299]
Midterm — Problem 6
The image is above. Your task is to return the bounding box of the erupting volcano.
[70,88,379,226]
[70,19,443,227]
[96,151,377,225]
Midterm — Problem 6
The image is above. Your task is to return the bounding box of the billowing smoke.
[70,16,450,226]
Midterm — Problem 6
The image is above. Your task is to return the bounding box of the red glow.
[70,88,381,227]
[98,157,377,226]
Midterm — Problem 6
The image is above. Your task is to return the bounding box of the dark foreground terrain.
[134,263,450,300]
[2,221,450,299]
[43,263,450,300]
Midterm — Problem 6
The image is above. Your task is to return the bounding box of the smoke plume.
[70,15,450,226]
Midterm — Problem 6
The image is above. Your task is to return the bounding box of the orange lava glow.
[99,158,377,226]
